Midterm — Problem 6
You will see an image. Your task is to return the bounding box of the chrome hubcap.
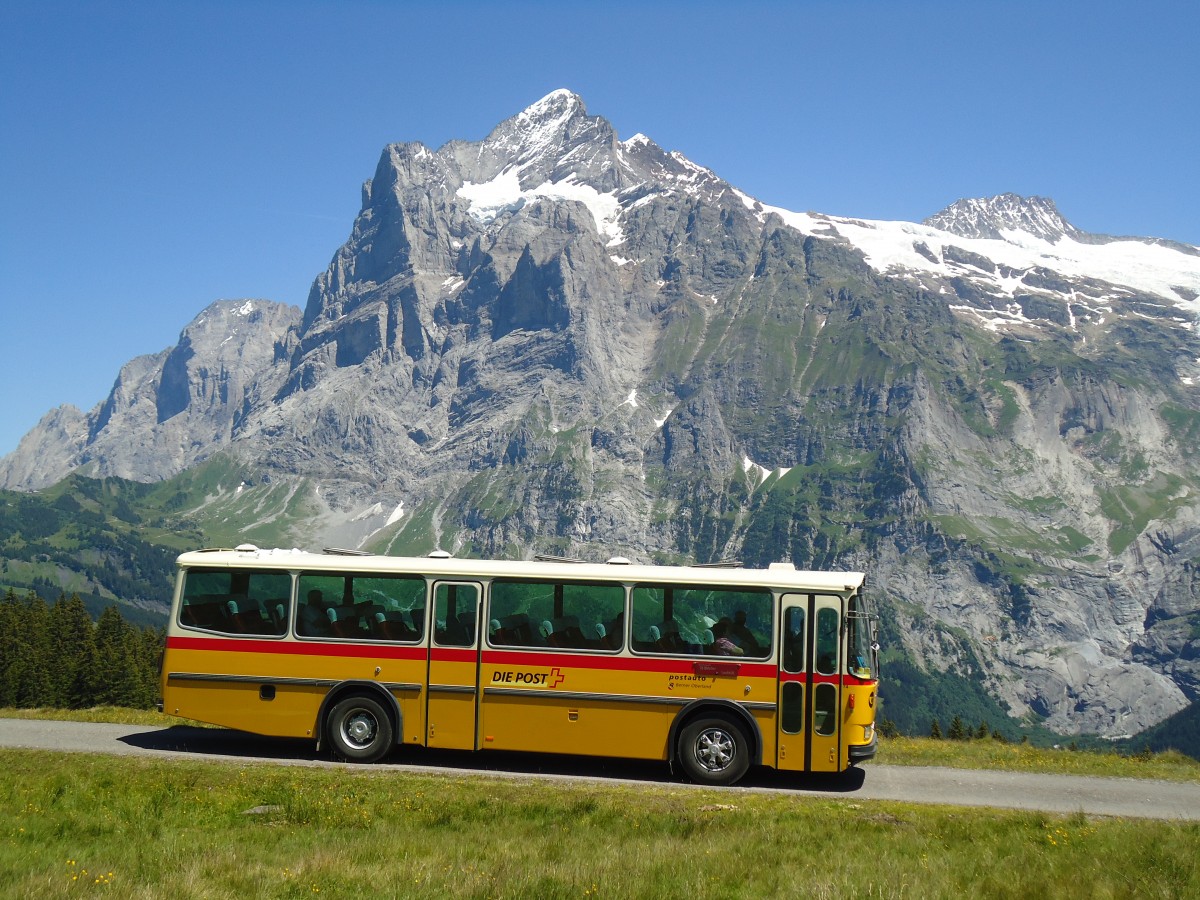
[695,727,735,772]
[343,711,377,748]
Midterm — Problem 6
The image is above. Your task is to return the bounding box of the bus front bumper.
[848,732,878,764]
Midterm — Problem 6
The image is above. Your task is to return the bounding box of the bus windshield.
[847,594,874,679]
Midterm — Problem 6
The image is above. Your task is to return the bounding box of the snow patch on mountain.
[458,170,624,245]
[748,201,1200,318]
[743,456,792,487]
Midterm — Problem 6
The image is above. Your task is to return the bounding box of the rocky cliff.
[0,299,301,486]
[4,90,1199,738]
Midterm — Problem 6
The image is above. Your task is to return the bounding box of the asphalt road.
[2,718,1198,821]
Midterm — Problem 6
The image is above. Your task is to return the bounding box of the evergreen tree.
[49,594,98,708]
[930,718,943,739]
[94,605,141,707]
[129,626,163,709]
[0,590,162,711]
[976,720,990,739]
[948,715,967,740]
[16,593,55,707]
[0,589,23,706]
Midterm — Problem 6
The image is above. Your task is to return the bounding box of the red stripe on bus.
[166,635,778,677]
[480,650,776,678]
[843,674,877,687]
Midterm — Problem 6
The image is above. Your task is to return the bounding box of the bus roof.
[175,546,866,593]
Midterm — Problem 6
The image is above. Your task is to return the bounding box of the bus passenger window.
[631,585,772,657]
[179,568,291,637]
[489,580,623,650]
[297,573,425,642]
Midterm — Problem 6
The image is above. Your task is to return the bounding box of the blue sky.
[1,0,1196,458]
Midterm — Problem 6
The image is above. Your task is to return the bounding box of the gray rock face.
[4,91,1200,738]
[0,299,301,487]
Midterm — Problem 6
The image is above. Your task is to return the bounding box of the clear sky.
[1,0,1196,459]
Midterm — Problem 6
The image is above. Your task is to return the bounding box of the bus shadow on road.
[119,726,319,761]
[119,726,868,793]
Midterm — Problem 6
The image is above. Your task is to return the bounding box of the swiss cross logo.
[490,667,566,687]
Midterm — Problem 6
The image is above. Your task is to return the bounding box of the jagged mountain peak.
[924,193,1080,242]
[511,88,586,132]
[450,92,734,238]
[476,89,614,187]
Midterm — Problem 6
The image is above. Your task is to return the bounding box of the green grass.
[2,748,1198,899]
[876,735,1200,784]
[0,707,192,728]
[1098,474,1196,556]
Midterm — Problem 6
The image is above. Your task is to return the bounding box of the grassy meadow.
[2,747,1199,899]
[2,710,1200,897]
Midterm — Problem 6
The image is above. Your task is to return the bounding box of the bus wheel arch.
[669,700,761,786]
[317,682,401,763]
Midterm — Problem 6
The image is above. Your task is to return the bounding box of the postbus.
[160,545,878,785]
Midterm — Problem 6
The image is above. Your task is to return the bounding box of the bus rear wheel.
[678,716,750,786]
[326,695,394,763]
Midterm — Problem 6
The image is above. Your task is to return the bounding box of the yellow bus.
[161,545,877,785]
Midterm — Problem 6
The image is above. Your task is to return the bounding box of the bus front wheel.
[326,695,394,763]
[677,716,750,785]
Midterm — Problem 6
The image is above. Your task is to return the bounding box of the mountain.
[924,194,1081,242]
[0,299,301,488]
[3,90,1199,741]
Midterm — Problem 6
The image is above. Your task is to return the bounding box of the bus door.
[426,582,482,750]
[776,594,808,772]
[809,596,843,772]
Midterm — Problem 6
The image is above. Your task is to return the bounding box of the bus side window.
[179,569,291,637]
[297,573,424,642]
[488,580,622,650]
[630,584,772,658]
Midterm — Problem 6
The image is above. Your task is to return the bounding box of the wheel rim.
[341,709,378,749]
[693,726,736,772]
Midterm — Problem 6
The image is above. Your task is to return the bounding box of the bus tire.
[326,694,394,763]
[677,716,750,786]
